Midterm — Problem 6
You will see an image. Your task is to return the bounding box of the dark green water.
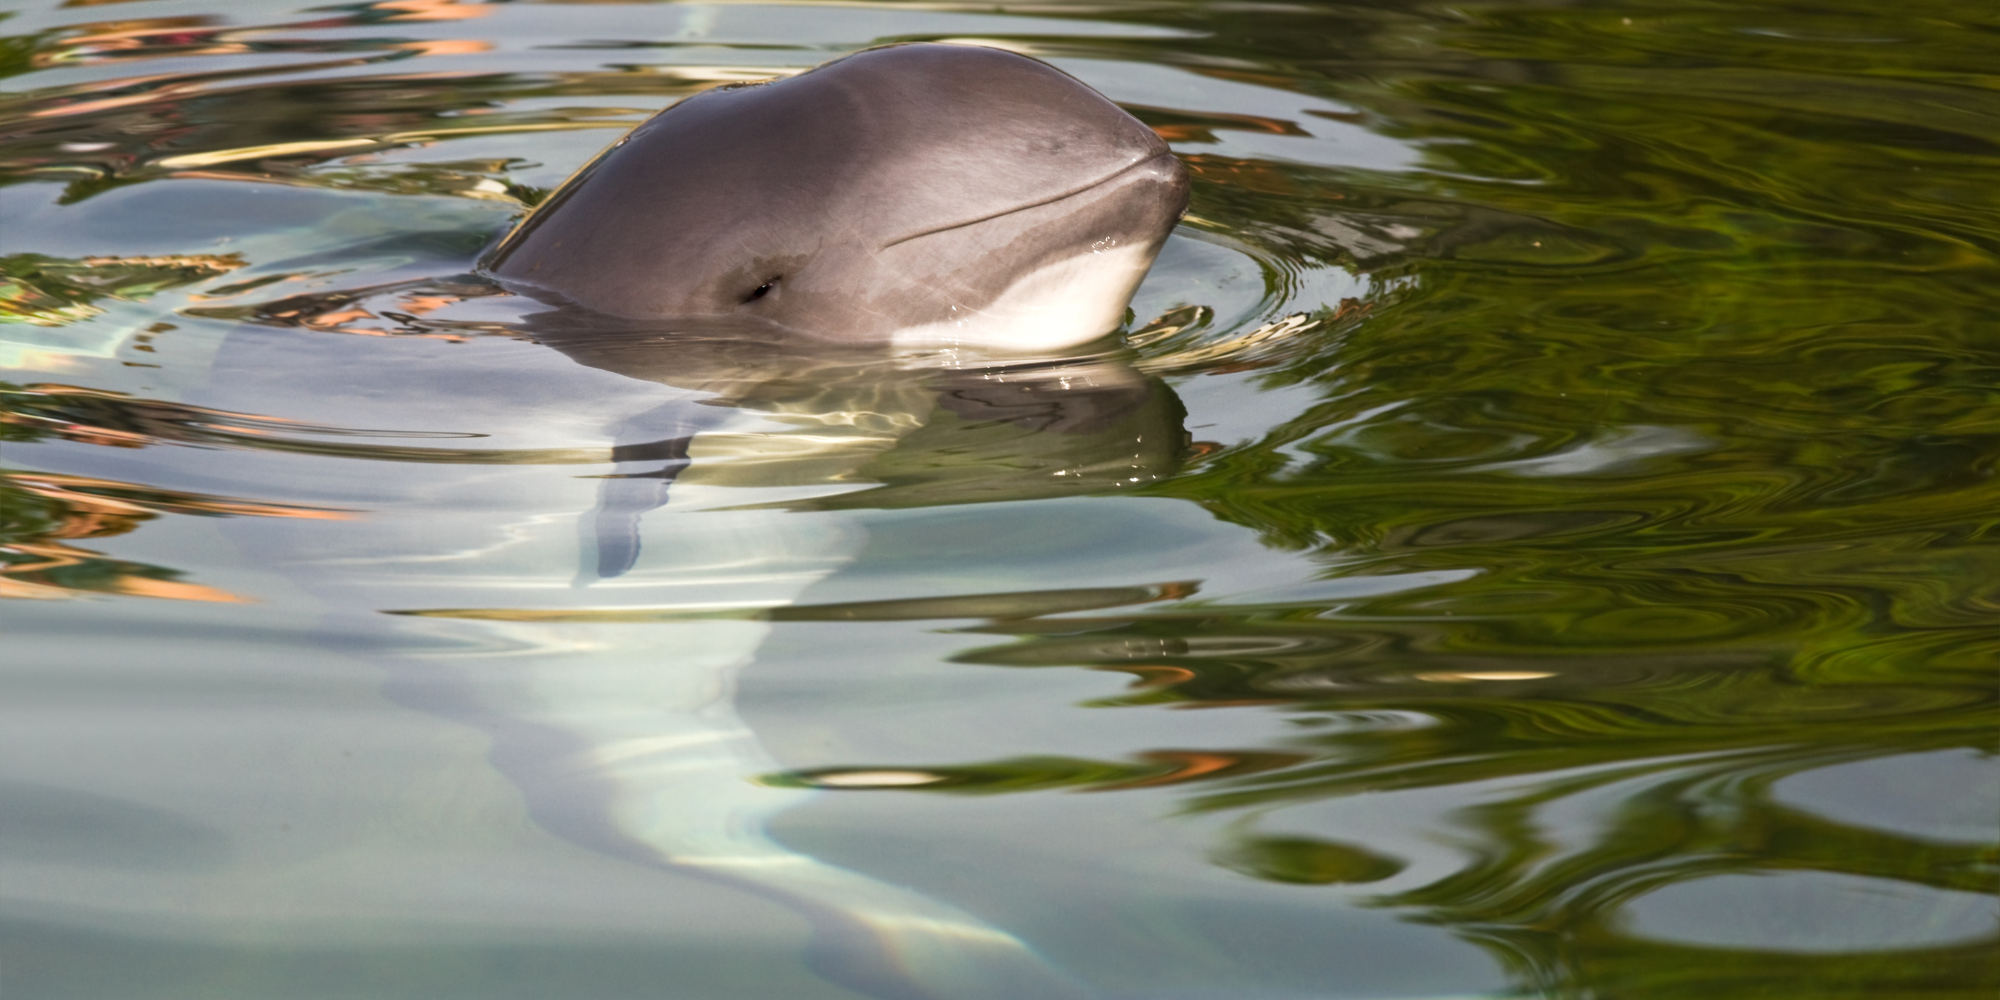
[1,1,1996,998]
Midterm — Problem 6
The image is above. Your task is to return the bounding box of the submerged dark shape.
[481,43,1189,353]
[530,319,1189,579]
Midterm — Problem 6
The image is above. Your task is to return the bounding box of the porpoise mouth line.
[879,150,1179,251]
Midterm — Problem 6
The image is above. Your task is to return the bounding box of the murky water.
[3,1,1997,998]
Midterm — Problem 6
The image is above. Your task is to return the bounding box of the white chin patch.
[890,241,1155,354]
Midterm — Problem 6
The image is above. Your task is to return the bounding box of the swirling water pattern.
[2,1,1996,999]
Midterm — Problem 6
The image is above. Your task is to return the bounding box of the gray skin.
[481,43,1188,350]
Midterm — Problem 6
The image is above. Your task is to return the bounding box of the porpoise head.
[480,43,1189,353]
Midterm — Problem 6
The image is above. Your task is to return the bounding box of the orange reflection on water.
[7,471,353,521]
[374,0,495,23]
[1096,749,1308,790]
[0,470,350,603]
[0,540,247,603]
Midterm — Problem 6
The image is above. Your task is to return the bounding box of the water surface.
[2,1,1996,998]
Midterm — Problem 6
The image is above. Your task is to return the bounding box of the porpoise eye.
[745,279,778,303]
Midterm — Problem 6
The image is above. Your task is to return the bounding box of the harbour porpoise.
[478,41,1191,582]
[237,43,1197,999]
[481,42,1189,353]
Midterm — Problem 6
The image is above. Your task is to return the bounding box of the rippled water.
[3,1,1997,998]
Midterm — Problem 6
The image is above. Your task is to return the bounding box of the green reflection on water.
[3,0,1998,997]
[780,0,2000,995]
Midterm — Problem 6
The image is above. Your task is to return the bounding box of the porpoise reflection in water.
[383,43,1191,999]
[388,346,1182,1000]
[536,320,1187,585]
